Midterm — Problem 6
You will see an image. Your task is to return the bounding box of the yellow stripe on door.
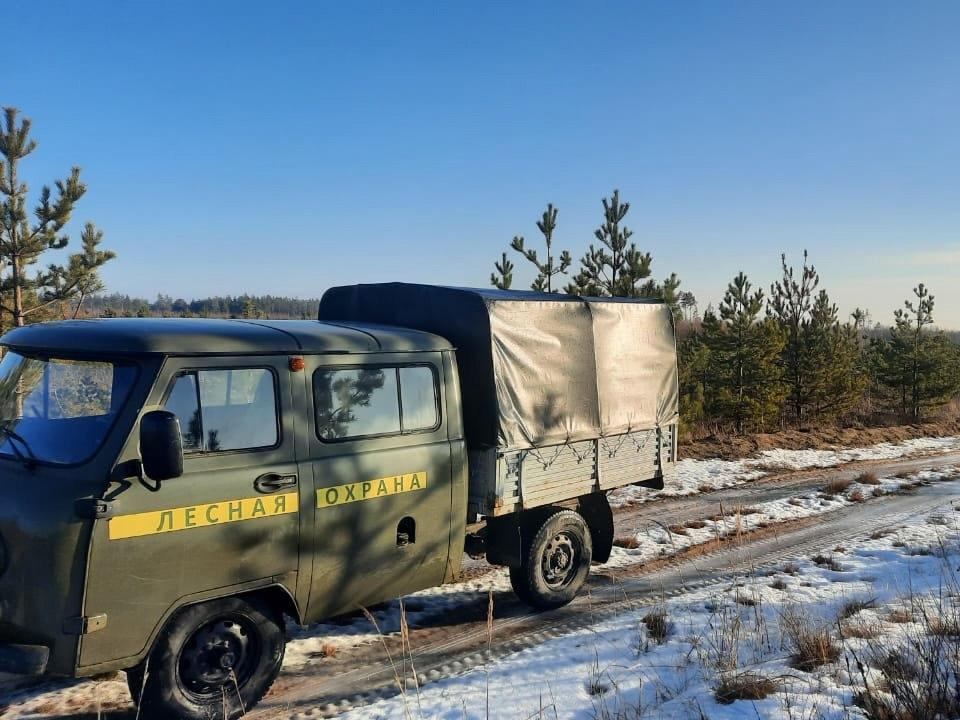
[108,492,299,540]
[316,472,428,509]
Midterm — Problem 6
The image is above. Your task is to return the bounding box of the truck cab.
[0,317,467,718]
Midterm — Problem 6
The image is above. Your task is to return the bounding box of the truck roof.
[0,318,452,356]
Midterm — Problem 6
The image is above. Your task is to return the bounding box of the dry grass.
[849,489,867,503]
[839,598,878,620]
[781,608,841,671]
[613,536,640,549]
[812,554,845,572]
[770,578,788,591]
[788,498,804,507]
[782,562,800,575]
[684,519,708,529]
[714,672,779,704]
[870,529,892,540]
[667,524,689,536]
[841,622,883,640]
[823,478,854,496]
[927,617,960,638]
[319,641,339,658]
[642,608,671,644]
[887,609,913,624]
[857,471,882,486]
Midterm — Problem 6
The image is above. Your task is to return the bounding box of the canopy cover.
[319,284,679,451]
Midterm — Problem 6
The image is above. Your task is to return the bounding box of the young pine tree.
[564,190,683,317]
[490,251,514,290]
[0,107,114,332]
[567,189,649,296]
[768,250,823,428]
[875,284,960,419]
[701,272,784,433]
[804,289,868,420]
[677,333,711,436]
[508,203,572,293]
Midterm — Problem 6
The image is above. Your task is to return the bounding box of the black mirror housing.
[140,410,184,481]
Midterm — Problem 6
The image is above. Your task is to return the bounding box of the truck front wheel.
[130,595,285,720]
[510,509,593,610]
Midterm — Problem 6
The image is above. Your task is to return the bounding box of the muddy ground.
[683,417,960,460]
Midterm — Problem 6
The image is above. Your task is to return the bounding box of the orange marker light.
[289,356,306,372]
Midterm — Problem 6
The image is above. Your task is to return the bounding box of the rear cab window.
[313,364,440,441]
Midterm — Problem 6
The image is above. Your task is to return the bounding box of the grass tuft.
[715,672,779,704]
[812,554,845,571]
[823,477,854,496]
[781,609,841,671]
[839,598,878,620]
[642,608,671,644]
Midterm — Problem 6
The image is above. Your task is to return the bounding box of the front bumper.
[0,643,50,675]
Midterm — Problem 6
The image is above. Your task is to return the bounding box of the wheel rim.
[177,615,260,700]
[541,530,582,589]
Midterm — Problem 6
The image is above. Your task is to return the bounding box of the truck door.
[304,352,454,620]
[79,355,305,670]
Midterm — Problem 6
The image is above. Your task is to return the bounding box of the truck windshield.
[0,350,137,466]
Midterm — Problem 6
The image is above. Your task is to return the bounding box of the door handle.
[254,473,298,494]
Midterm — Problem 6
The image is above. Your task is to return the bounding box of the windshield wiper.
[0,424,37,470]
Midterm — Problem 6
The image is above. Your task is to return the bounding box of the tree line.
[492,191,960,434]
[83,293,318,319]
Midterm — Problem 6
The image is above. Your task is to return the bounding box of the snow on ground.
[336,470,960,720]
[281,464,960,668]
[2,443,959,719]
[609,435,960,507]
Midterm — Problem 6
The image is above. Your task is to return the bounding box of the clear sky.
[5,1,960,326]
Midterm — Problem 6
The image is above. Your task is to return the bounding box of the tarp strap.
[629,430,653,454]
[526,436,592,470]
[525,443,566,470]
[600,427,633,458]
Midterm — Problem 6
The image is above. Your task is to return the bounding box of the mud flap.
[577,492,614,563]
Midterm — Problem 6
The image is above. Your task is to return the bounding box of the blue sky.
[5,1,960,326]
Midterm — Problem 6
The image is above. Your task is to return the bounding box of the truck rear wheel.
[130,595,285,720]
[510,509,593,610]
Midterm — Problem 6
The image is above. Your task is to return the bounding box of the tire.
[509,509,593,611]
[134,595,285,720]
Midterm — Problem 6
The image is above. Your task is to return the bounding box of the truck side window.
[314,368,400,440]
[165,374,202,451]
[163,368,279,452]
[314,364,440,441]
[399,366,438,431]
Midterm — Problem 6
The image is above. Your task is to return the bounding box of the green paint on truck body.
[0,318,463,677]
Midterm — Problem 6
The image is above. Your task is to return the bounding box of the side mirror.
[140,410,184,481]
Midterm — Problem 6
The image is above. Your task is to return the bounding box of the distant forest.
[82,293,319,319]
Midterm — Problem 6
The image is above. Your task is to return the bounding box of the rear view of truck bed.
[319,283,679,519]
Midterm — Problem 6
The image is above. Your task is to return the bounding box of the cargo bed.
[468,425,677,517]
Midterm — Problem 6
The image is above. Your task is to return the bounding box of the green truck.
[0,284,678,719]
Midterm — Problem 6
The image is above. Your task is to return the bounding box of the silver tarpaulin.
[319,284,679,451]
